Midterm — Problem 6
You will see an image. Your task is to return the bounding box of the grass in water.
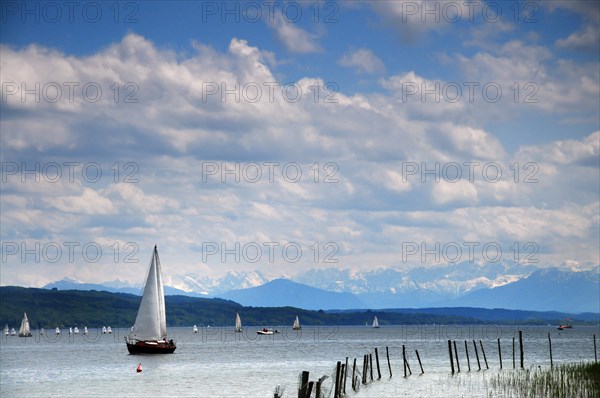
[488,362,600,398]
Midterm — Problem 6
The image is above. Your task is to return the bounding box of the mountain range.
[40,265,599,313]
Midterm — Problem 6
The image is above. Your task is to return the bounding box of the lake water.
[1,325,598,397]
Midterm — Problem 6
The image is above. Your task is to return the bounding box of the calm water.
[1,325,598,397]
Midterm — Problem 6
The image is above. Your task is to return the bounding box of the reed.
[488,362,600,398]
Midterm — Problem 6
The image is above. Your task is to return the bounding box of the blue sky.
[1,0,599,288]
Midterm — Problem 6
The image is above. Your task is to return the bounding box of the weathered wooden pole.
[369,353,374,381]
[375,348,381,380]
[298,371,309,398]
[453,340,460,372]
[448,340,455,374]
[519,331,524,369]
[334,362,341,398]
[402,345,407,377]
[351,358,357,391]
[473,340,481,371]
[343,357,348,394]
[386,346,392,378]
[362,355,368,384]
[479,340,489,369]
[316,375,328,398]
[415,350,424,374]
[497,338,502,370]
[464,340,471,371]
[512,337,515,369]
[307,382,314,398]
[594,334,597,362]
[548,333,553,368]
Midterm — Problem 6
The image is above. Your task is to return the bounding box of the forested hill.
[0,286,595,329]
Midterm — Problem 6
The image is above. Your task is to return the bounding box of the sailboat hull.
[126,340,176,354]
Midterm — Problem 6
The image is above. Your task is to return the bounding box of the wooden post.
[453,340,460,372]
[334,361,341,398]
[415,350,424,374]
[369,353,374,381]
[498,338,502,370]
[548,333,553,368]
[512,337,515,369]
[448,340,455,374]
[375,348,381,380]
[473,340,481,371]
[464,340,471,372]
[306,382,314,398]
[343,357,348,394]
[351,358,357,391]
[316,375,328,398]
[362,355,367,384]
[519,331,524,369]
[594,334,597,362]
[403,345,407,377]
[479,340,489,369]
[298,371,309,398]
[386,346,392,378]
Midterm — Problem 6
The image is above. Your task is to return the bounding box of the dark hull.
[126,341,176,354]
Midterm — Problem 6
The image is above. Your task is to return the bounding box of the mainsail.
[130,245,167,341]
[372,316,379,328]
[293,316,301,330]
[19,313,31,336]
[235,313,242,332]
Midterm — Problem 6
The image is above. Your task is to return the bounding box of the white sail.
[83,326,88,335]
[192,324,198,333]
[102,326,107,334]
[130,245,168,341]
[235,313,242,332]
[55,327,60,335]
[3,324,8,336]
[107,326,112,334]
[372,316,379,328]
[40,328,45,335]
[10,328,16,335]
[19,313,31,336]
[74,327,79,334]
[292,316,301,330]
[69,327,73,335]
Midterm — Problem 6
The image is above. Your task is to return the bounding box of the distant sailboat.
[83,326,88,335]
[74,327,79,334]
[292,316,301,330]
[55,327,60,335]
[10,328,16,336]
[3,324,8,336]
[107,326,112,334]
[372,316,380,328]
[40,328,45,335]
[18,313,33,337]
[102,326,107,334]
[193,325,198,334]
[235,313,242,333]
[125,245,176,354]
[69,327,73,335]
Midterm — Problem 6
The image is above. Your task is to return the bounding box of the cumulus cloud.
[339,49,386,74]
[267,14,322,53]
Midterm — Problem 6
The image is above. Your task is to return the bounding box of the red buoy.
[136,363,142,373]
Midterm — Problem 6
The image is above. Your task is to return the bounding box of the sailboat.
[40,328,45,335]
[235,313,242,333]
[74,327,79,334]
[107,326,112,334]
[55,327,60,335]
[292,316,301,330]
[125,245,176,354]
[102,326,107,334]
[83,326,88,335]
[193,325,198,333]
[3,324,8,336]
[10,328,16,336]
[372,316,380,329]
[69,327,73,335]
[18,313,33,337]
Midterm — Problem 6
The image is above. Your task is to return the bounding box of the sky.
[1,0,599,288]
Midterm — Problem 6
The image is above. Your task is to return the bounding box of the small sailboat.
[235,313,242,333]
[107,326,112,334]
[83,326,88,335]
[3,324,8,336]
[102,326,107,334]
[40,328,45,335]
[18,313,33,337]
[292,316,301,330]
[55,326,60,335]
[69,327,73,335]
[125,245,176,354]
[10,328,16,336]
[74,327,79,334]
[193,325,198,333]
[372,316,380,328]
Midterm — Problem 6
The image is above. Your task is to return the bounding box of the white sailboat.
[107,326,112,334]
[69,327,73,335]
[40,328,45,335]
[292,316,301,330]
[235,313,242,333]
[83,326,88,335]
[55,326,60,335]
[18,313,32,337]
[372,316,380,328]
[192,325,198,333]
[10,328,16,336]
[3,324,8,336]
[125,245,176,354]
[102,326,107,334]
[74,327,79,334]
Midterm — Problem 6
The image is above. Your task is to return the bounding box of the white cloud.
[339,49,386,74]
[268,14,322,53]
[46,187,117,215]
[556,24,600,51]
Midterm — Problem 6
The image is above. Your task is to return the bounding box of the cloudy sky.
[1,0,598,288]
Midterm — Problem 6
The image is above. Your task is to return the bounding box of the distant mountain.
[450,268,600,313]
[43,278,206,297]
[166,270,274,295]
[218,279,365,310]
